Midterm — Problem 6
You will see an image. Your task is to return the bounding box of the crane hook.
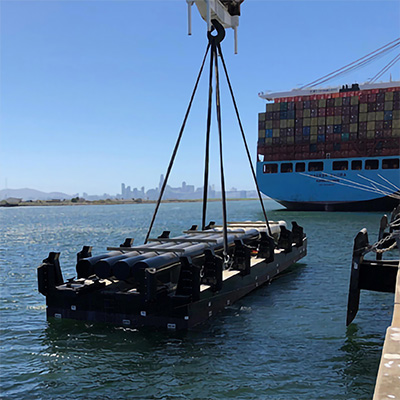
[207,19,226,45]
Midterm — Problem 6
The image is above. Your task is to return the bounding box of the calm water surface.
[0,201,395,399]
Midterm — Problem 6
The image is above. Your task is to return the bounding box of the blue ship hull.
[257,156,400,211]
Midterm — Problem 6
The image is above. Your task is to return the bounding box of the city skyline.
[0,173,259,201]
[119,174,254,200]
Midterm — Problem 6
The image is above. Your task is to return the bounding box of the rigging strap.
[212,22,229,261]
[145,18,273,259]
[217,42,273,236]
[144,44,210,244]
[201,29,216,231]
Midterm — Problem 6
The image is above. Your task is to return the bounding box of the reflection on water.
[340,323,385,397]
[1,201,395,399]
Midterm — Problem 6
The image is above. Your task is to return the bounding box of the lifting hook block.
[207,19,226,45]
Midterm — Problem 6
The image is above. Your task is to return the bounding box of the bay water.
[0,200,395,399]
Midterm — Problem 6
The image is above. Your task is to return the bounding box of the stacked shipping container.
[258,86,400,161]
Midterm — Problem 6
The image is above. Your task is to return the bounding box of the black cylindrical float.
[76,251,121,278]
[113,254,154,280]
[132,243,206,271]
[94,253,139,279]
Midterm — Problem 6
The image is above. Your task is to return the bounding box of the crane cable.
[311,43,400,87]
[369,52,400,83]
[300,38,400,89]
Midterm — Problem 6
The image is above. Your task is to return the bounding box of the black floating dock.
[346,206,400,326]
[38,220,307,330]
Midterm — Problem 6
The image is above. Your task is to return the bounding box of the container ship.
[256,81,400,211]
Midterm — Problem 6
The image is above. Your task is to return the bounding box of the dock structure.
[346,206,400,399]
[373,260,400,400]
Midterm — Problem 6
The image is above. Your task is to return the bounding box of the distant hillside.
[0,188,75,201]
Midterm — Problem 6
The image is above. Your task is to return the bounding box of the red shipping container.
[342,97,351,106]
[348,150,358,157]
[359,121,367,131]
[327,99,335,107]
[326,107,335,116]
[326,134,334,143]
[264,146,272,154]
[389,137,400,148]
[350,105,359,114]
[342,123,350,133]
[331,151,340,158]
[383,130,392,137]
[365,140,375,149]
[377,93,385,102]
[326,125,334,134]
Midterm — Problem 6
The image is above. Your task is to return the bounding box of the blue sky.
[1,0,399,196]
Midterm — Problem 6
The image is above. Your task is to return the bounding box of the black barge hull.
[39,222,307,330]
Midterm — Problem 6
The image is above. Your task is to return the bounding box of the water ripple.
[0,202,394,399]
